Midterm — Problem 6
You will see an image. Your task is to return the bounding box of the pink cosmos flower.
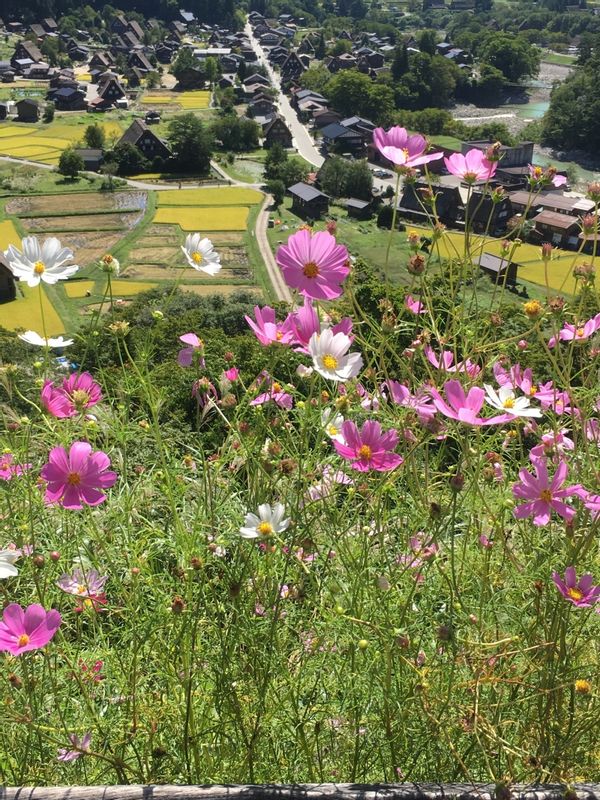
[528,164,567,188]
[397,532,439,582]
[250,384,293,410]
[286,297,353,354]
[548,314,600,348]
[385,380,435,422]
[57,568,108,611]
[445,149,496,183]
[552,567,600,608]
[41,441,117,509]
[429,380,508,426]
[373,126,443,168]
[224,367,239,382]
[333,419,403,472]
[245,305,294,346]
[41,372,102,418]
[584,494,600,519]
[512,458,581,526]
[0,453,31,481]
[178,333,205,367]
[405,294,426,315]
[424,347,481,378]
[0,603,61,656]
[306,466,353,502]
[57,733,92,762]
[276,229,350,300]
[530,430,574,461]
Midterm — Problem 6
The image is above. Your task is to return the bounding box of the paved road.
[244,22,324,169]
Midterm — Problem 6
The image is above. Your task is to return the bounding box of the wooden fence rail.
[2,784,600,800]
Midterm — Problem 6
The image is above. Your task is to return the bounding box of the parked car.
[373,168,392,178]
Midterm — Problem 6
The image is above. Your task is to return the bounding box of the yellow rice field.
[0,285,64,335]
[157,188,263,206]
[0,122,125,165]
[64,281,96,298]
[154,206,249,231]
[0,220,20,250]
[142,90,211,109]
[109,280,158,295]
[410,226,587,295]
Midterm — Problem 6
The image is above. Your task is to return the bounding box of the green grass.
[541,52,576,66]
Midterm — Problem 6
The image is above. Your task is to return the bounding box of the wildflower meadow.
[1,128,599,789]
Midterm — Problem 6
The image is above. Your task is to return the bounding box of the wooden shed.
[0,252,16,302]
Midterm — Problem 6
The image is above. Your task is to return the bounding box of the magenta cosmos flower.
[285,297,353,354]
[333,419,403,472]
[552,567,600,608]
[41,372,102,418]
[57,732,92,762]
[276,229,350,300]
[512,458,581,526]
[0,603,61,656]
[41,441,117,509]
[429,380,507,426]
[548,314,600,348]
[444,149,496,183]
[57,568,108,611]
[373,126,443,169]
[0,453,31,481]
[245,305,294,346]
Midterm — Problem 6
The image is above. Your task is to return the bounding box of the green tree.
[344,159,373,199]
[211,115,259,152]
[391,43,409,80]
[417,29,438,56]
[264,142,287,179]
[84,123,106,150]
[300,66,331,93]
[42,103,55,124]
[168,113,213,174]
[172,47,206,88]
[326,70,374,117]
[204,56,220,86]
[475,63,507,102]
[542,68,600,151]
[58,148,84,179]
[109,143,148,176]
[315,32,326,59]
[266,178,286,206]
[319,156,349,198]
[330,39,353,56]
[364,83,395,125]
[479,34,540,82]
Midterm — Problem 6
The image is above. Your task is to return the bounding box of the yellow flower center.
[102,254,113,264]
[402,147,410,160]
[576,327,585,337]
[524,300,542,317]
[33,261,46,275]
[358,444,372,461]
[303,261,319,278]
[575,679,591,694]
[276,331,283,340]
[191,251,203,264]
[529,385,538,396]
[77,585,87,594]
[17,634,30,647]
[71,389,90,408]
[567,587,584,602]
[322,354,338,371]
[272,382,282,393]
[533,167,543,178]
[257,521,274,536]
[327,424,338,436]
[540,488,552,503]
[67,471,81,486]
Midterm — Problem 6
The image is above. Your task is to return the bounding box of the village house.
[509,190,594,217]
[74,148,104,171]
[11,41,43,70]
[128,51,154,73]
[15,98,40,122]
[313,109,342,129]
[89,74,126,110]
[118,119,172,161]
[463,140,534,168]
[89,52,113,72]
[42,18,58,33]
[398,182,462,227]
[321,122,364,156]
[0,253,16,303]
[0,103,8,121]
[280,51,305,81]
[531,211,581,248]
[346,197,373,220]
[111,15,129,35]
[288,182,330,219]
[29,24,47,40]
[467,190,513,236]
[51,86,88,111]
[262,116,293,148]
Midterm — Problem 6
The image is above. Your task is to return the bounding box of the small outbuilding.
[288,182,329,219]
[74,148,104,171]
[478,252,518,286]
[15,98,40,122]
[346,197,372,219]
[0,253,16,302]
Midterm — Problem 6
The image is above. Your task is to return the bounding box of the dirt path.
[254,194,292,303]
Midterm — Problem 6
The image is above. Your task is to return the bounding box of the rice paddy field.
[0,183,265,334]
[0,120,125,165]
[141,90,211,110]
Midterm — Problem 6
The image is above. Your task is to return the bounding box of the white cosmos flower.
[484,384,542,418]
[308,328,363,382]
[239,503,290,539]
[5,236,79,287]
[18,330,74,348]
[181,233,221,275]
[321,408,345,442]
[0,549,20,579]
